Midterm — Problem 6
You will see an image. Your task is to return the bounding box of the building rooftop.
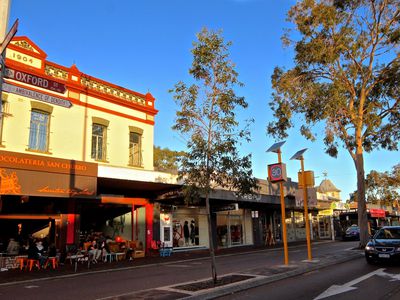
[317,179,341,193]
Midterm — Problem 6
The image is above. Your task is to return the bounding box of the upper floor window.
[91,123,107,161]
[28,109,50,152]
[129,131,142,166]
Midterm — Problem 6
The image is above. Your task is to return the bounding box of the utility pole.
[267,141,289,265]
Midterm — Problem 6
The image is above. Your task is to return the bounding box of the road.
[0,241,362,299]
[217,254,400,300]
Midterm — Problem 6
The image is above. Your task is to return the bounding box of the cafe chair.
[45,257,58,269]
[27,259,40,271]
[16,256,28,270]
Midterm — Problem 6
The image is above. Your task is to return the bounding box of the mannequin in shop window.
[266,224,275,246]
[183,221,190,246]
[190,220,195,245]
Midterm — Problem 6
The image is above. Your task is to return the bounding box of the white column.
[0,0,11,40]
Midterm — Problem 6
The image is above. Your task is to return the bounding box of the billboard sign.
[295,187,317,208]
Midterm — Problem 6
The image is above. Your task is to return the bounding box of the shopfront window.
[171,207,204,248]
[216,209,245,248]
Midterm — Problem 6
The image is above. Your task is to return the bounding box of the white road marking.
[24,285,40,289]
[164,264,192,268]
[314,268,385,300]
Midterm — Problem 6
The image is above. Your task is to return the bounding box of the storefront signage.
[5,68,66,93]
[0,150,97,198]
[370,208,386,218]
[268,163,287,183]
[295,187,317,208]
[3,83,71,108]
[213,203,239,212]
[0,150,97,176]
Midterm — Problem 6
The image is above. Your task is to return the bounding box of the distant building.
[316,179,342,209]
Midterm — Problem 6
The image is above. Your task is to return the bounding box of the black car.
[343,225,360,241]
[365,226,400,264]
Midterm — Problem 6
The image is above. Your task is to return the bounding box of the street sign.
[268,163,287,183]
[0,19,18,54]
[3,82,72,108]
[5,68,66,94]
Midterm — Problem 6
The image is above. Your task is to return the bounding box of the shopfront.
[156,204,208,249]
[0,150,98,250]
[215,207,252,248]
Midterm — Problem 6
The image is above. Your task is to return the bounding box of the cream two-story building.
[0,36,179,253]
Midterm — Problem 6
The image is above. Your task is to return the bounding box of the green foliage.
[268,0,399,157]
[366,164,400,205]
[171,28,258,202]
[153,146,185,174]
[268,0,399,246]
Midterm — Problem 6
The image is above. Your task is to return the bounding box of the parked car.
[365,226,400,264]
[343,225,360,241]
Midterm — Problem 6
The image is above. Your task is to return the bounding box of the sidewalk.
[0,241,364,299]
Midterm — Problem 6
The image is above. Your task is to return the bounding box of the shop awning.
[370,208,386,218]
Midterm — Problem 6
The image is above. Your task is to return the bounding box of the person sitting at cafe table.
[88,239,102,263]
[7,238,20,255]
[28,240,47,267]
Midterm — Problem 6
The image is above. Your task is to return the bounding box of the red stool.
[27,259,40,271]
[45,257,58,269]
[17,257,28,270]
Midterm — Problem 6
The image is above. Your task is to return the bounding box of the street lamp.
[267,141,289,265]
[290,148,312,261]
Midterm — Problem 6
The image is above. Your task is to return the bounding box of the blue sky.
[8,0,399,200]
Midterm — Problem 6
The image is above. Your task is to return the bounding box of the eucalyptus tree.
[366,164,400,205]
[171,28,258,283]
[267,0,399,247]
[153,146,185,174]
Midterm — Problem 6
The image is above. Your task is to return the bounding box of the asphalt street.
[0,241,362,300]
[216,253,400,300]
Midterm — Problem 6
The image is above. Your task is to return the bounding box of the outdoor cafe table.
[67,253,90,272]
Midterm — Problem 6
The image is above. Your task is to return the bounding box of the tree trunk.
[355,152,369,248]
[205,193,218,284]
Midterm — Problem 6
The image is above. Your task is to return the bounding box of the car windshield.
[375,228,400,239]
[347,226,359,232]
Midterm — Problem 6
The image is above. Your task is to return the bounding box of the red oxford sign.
[5,68,66,94]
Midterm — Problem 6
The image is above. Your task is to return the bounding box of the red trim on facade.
[6,36,158,117]
[4,79,155,125]
[101,197,149,205]
[145,204,154,254]
[83,101,155,125]
[66,214,75,244]
[7,36,47,59]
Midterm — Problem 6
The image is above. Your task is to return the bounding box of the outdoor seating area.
[61,234,148,272]
[0,229,176,273]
